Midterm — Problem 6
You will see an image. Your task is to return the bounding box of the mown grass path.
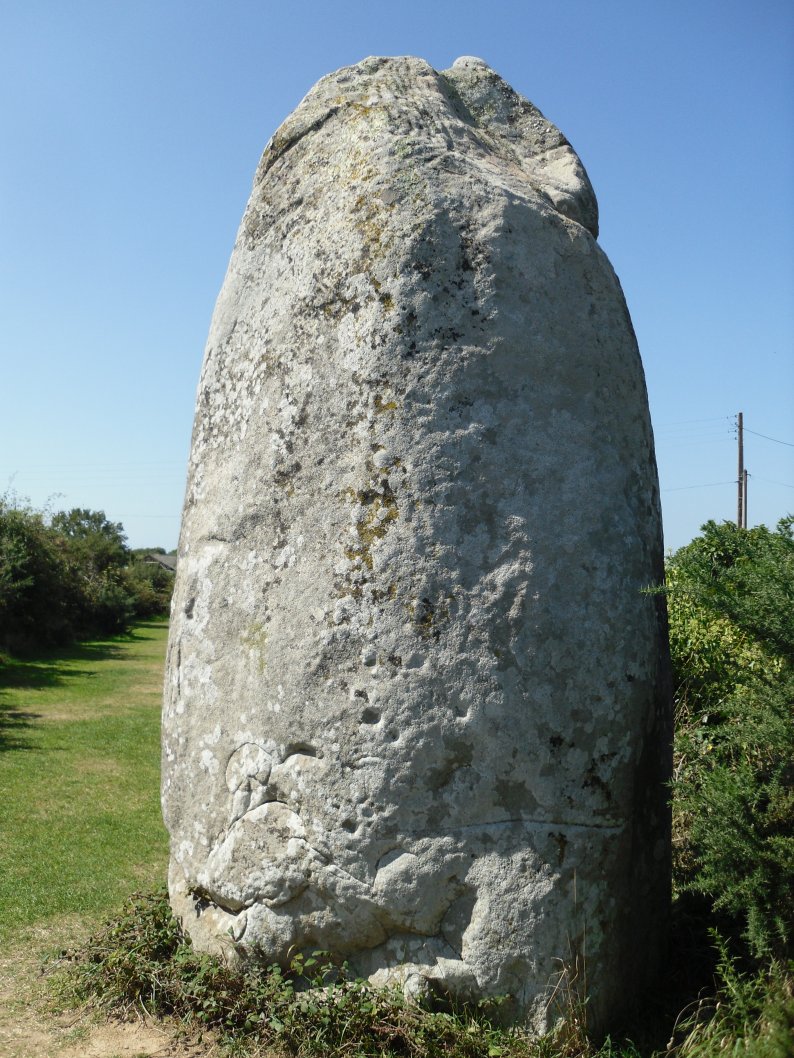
[0,620,169,946]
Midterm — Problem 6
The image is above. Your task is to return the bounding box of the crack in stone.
[414,816,625,835]
[259,106,341,180]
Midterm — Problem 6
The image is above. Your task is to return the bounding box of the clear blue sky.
[2,0,792,552]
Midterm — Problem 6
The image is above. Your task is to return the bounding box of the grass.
[0,619,169,945]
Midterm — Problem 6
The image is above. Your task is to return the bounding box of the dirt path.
[0,919,220,1058]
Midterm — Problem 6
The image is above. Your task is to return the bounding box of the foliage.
[666,518,794,963]
[50,506,135,635]
[51,508,130,571]
[122,558,174,618]
[60,891,546,1058]
[0,500,84,649]
[0,496,173,650]
[675,676,793,962]
[669,935,793,1058]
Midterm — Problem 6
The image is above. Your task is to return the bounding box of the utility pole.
[742,468,748,529]
[737,411,744,528]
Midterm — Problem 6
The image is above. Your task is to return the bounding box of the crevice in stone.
[187,883,248,916]
[413,816,625,835]
[258,107,341,180]
[283,742,319,759]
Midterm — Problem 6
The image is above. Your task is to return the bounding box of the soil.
[0,918,222,1058]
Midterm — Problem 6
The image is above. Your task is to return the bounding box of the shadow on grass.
[0,705,41,751]
[0,633,149,753]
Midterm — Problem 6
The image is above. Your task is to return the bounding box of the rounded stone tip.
[451,56,491,70]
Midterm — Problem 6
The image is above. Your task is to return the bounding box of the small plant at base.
[543,951,590,1057]
[56,889,581,1057]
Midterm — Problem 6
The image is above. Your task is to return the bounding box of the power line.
[0,460,185,470]
[654,416,733,427]
[744,428,794,448]
[662,480,735,492]
[750,475,794,490]
[655,428,734,439]
[656,438,733,450]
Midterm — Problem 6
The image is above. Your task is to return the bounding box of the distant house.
[143,552,177,573]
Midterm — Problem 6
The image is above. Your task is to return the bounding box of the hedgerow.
[0,496,173,651]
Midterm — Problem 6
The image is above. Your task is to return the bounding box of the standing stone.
[163,56,671,1032]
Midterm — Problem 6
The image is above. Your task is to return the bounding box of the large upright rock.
[163,56,671,1031]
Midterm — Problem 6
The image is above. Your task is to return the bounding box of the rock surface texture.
[163,56,671,1031]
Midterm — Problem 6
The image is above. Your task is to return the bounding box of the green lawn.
[0,620,169,945]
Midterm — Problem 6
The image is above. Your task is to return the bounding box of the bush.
[122,559,174,618]
[670,935,793,1057]
[0,500,84,649]
[666,518,794,963]
[0,497,173,651]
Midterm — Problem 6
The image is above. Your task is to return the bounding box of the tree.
[122,558,174,618]
[51,508,129,575]
[47,508,135,635]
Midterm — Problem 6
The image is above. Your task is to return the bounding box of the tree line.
[0,498,174,652]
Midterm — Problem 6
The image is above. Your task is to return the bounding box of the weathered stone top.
[257,55,598,237]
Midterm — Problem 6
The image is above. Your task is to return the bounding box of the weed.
[56,889,794,1056]
[668,934,794,1057]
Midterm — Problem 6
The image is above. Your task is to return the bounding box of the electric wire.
[749,475,794,490]
[662,480,736,492]
[743,428,794,448]
[654,416,733,427]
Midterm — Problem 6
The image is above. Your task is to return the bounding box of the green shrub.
[122,559,174,618]
[666,518,794,963]
[670,935,793,1058]
[0,498,172,650]
[675,675,793,961]
[0,499,83,648]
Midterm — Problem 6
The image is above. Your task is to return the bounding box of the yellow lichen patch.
[356,213,387,255]
[368,276,394,313]
[241,622,269,672]
[344,145,378,185]
[374,394,398,413]
[349,101,375,118]
[345,482,399,571]
[348,186,396,266]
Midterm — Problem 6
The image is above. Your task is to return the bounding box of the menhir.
[162,55,672,1033]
